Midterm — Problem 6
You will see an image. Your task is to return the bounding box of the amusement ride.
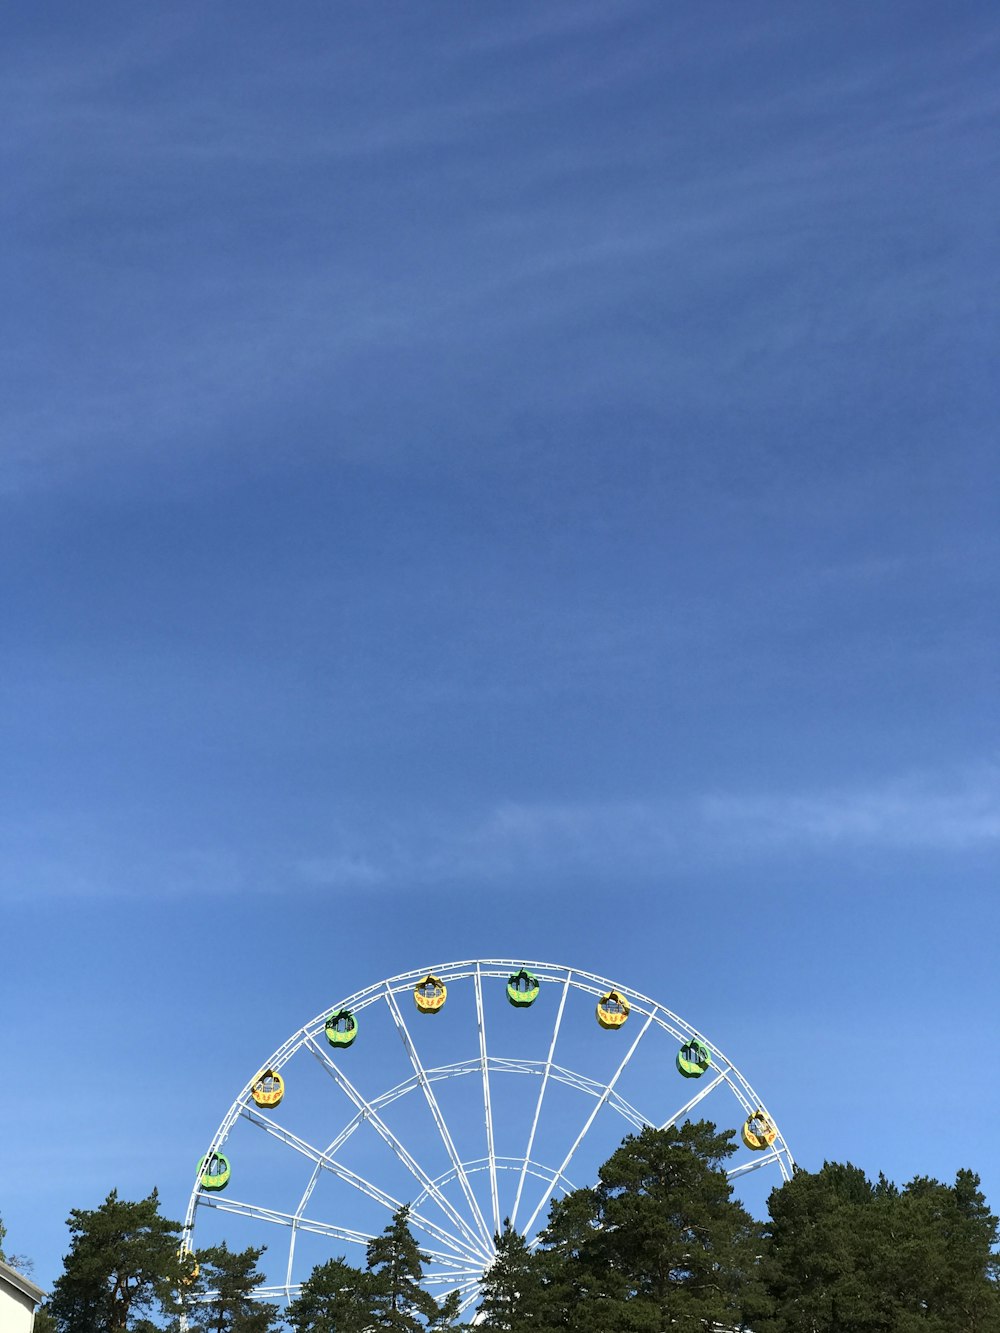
[183,959,792,1316]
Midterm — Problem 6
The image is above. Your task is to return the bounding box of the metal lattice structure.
[183,959,792,1316]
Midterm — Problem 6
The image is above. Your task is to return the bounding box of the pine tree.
[287,1255,381,1333]
[47,1189,184,1333]
[536,1120,765,1332]
[477,1221,542,1331]
[533,1184,611,1333]
[181,1242,280,1333]
[759,1161,875,1332]
[946,1169,1000,1328]
[366,1206,440,1332]
[429,1288,465,1330]
[760,1162,1000,1332]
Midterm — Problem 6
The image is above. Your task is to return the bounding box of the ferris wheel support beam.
[458,1283,486,1316]
[510,969,571,1230]
[198,1195,372,1247]
[284,1218,300,1303]
[443,1271,489,1311]
[522,1008,657,1241]
[279,1052,647,1285]
[474,964,501,1239]
[305,1035,491,1262]
[242,1284,304,1304]
[423,1266,484,1285]
[728,1145,784,1180]
[383,987,495,1254]
[658,1067,730,1130]
[199,1195,468,1271]
[243,1107,484,1265]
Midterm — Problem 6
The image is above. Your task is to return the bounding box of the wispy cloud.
[4,5,995,496]
[696,773,1000,852]
[296,853,386,889]
[291,765,1000,891]
[5,767,995,905]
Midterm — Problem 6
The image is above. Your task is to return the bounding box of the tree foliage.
[287,1255,383,1333]
[289,1207,461,1332]
[366,1205,442,1331]
[478,1220,542,1331]
[0,1210,36,1279]
[30,1124,1000,1332]
[181,1242,280,1333]
[533,1120,765,1332]
[759,1161,1000,1332]
[46,1189,184,1332]
[33,1308,58,1333]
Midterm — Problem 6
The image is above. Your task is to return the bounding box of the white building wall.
[0,1281,36,1333]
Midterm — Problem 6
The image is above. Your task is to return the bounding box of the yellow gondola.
[596,988,630,1029]
[178,1241,199,1285]
[414,974,447,1014]
[198,1151,231,1191]
[742,1110,778,1151]
[251,1069,284,1109]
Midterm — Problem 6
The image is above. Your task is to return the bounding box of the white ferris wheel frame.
[183,958,793,1315]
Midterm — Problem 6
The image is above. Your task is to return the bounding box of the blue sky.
[2,0,998,1298]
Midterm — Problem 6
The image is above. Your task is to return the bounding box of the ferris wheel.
[183,959,792,1316]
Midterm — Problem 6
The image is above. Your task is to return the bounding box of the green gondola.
[199,1152,231,1192]
[676,1038,712,1078]
[325,1009,358,1048]
[506,969,540,1008]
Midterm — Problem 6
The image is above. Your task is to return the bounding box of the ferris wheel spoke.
[418,1244,487,1269]
[315,1069,430,1164]
[305,1035,492,1263]
[457,1282,486,1315]
[727,1146,784,1180]
[242,1283,302,1304]
[474,964,501,1238]
[510,970,571,1230]
[383,988,494,1253]
[542,1061,649,1130]
[242,1108,483,1266]
[199,1195,373,1248]
[657,1067,731,1130]
[521,1007,657,1240]
[454,1282,486,1306]
[423,1265,484,1285]
[200,1195,471,1272]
